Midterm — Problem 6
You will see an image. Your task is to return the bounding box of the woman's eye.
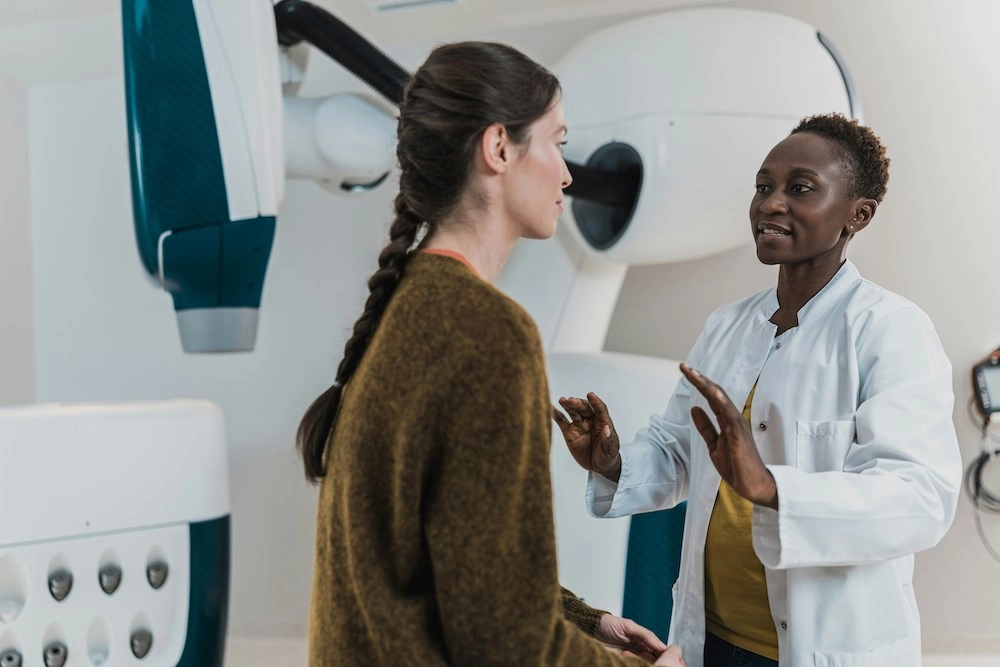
[559,141,567,152]
[791,183,813,193]
[755,184,769,194]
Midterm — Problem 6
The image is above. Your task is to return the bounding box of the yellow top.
[703,383,778,659]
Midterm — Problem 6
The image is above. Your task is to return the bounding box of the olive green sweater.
[308,252,646,666]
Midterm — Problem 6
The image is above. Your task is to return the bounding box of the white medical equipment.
[0,401,229,666]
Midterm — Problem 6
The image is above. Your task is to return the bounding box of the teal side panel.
[621,502,687,643]
[220,216,276,308]
[122,0,230,276]
[177,515,230,667]
[162,216,275,310]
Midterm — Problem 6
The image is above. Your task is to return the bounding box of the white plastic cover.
[555,7,855,265]
[0,400,229,546]
[195,0,285,220]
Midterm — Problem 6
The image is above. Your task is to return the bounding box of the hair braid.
[296,194,424,483]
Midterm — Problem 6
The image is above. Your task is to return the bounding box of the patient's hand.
[653,644,684,666]
[595,613,669,663]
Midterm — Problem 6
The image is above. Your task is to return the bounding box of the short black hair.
[791,113,890,203]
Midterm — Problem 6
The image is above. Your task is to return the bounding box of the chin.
[527,219,559,241]
[755,248,781,266]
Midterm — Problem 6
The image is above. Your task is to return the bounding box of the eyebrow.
[757,166,821,177]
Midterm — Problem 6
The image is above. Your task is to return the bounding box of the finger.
[689,406,719,448]
[679,363,718,402]
[632,629,667,654]
[657,645,684,667]
[586,392,614,427]
[653,649,680,667]
[680,364,740,420]
[616,619,667,653]
[552,406,571,432]
[558,396,593,422]
[621,649,656,663]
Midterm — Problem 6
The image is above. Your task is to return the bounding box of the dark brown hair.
[297,42,561,482]
[791,113,890,203]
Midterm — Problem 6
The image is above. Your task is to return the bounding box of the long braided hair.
[297,41,561,482]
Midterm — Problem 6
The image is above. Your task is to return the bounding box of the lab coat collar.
[760,259,861,324]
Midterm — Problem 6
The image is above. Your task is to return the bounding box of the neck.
[775,256,846,315]
[423,214,518,284]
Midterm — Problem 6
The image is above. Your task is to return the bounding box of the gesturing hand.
[679,363,778,509]
[552,393,622,481]
[595,613,668,662]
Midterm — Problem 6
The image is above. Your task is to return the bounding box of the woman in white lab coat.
[554,113,962,667]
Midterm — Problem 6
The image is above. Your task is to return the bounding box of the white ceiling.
[0,0,734,33]
[306,0,739,43]
[0,0,739,84]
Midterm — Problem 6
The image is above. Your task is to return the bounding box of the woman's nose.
[758,192,788,215]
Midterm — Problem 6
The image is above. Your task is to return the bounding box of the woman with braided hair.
[298,41,683,667]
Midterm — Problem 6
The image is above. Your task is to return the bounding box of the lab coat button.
[775,342,782,349]
[780,621,787,630]
[759,422,767,431]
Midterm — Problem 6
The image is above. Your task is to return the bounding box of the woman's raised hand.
[553,392,622,481]
[679,363,778,509]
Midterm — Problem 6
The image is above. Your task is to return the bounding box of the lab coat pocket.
[813,637,913,666]
[795,420,855,473]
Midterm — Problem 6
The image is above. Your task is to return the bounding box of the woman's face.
[502,100,572,240]
[750,132,863,272]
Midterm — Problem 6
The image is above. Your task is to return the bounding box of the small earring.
[848,224,854,230]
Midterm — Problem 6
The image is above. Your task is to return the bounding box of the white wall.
[607,0,1000,651]
[14,0,1000,652]
[0,77,34,406]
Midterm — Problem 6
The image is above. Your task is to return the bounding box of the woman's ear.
[847,199,877,234]
[480,123,510,174]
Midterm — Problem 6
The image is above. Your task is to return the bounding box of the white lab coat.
[587,261,961,666]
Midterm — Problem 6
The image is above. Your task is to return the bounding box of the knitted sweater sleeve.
[561,586,608,637]
[423,306,645,666]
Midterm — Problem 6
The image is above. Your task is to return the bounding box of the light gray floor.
[225,637,1000,666]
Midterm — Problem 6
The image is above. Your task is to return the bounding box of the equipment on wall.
[0,401,229,667]
[964,346,1000,563]
[972,346,1000,421]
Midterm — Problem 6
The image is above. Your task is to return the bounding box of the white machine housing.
[501,7,857,614]
[283,93,397,192]
[191,0,285,226]
[558,7,858,266]
[0,401,229,665]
